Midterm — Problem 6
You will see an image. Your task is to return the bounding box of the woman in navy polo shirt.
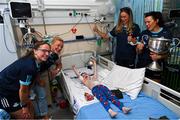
[0,41,51,119]
[136,11,172,82]
[93,7,140,68]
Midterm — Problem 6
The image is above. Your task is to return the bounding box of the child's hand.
[72,65,76,69]
[92,75,97,80]
[91,59,96,64]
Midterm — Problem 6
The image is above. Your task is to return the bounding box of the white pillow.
[103,65,145,99]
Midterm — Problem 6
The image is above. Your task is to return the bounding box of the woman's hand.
[136,43,144,54]
[93,24,109,40]
[56,62,62,71]
[50,68,60,80]
[150,52,163,61]
[21,100,33,119]
[128,35,137,45]
[22,107,31,119]
[127,34,132,42]
[93,25,99,33]
[38,79,46,87]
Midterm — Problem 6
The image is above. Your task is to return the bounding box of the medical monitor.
[9,1,32,19]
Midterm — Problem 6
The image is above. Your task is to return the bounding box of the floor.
[48,78,74,119]
[49,103,74,119]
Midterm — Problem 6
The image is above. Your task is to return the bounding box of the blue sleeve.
[19,69,33,86]
[109,26,117,37]
[163,27,173,39]
[19,75,32,86]
[18,58,35,86]
[132,24,141,37]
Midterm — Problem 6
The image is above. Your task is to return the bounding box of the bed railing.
[162,46,180,92]
[61,51,114,70]
[61,50,96,70]
[60,53,180,117]
[97,55,115,70]
[59,72,72,104]
[98,56,180,117]
[143,77,180,117]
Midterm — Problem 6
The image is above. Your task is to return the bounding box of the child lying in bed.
[72,59,131,118]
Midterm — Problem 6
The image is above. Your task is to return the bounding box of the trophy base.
[147,61,162,71]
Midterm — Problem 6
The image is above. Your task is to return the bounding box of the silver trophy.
[147,37,180,71]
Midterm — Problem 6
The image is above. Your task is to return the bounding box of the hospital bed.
[59,51,180,119]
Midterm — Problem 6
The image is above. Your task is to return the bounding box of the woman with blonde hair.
[32,36,64,119]
[94,7,140,68]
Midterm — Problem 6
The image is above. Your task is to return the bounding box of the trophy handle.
[141,35,149,45]
[170,38,180,52]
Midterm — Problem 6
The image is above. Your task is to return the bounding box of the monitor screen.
[9,1,32,19]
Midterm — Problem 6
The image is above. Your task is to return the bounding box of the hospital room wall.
[15,23,113,56]
[0,0,114,57]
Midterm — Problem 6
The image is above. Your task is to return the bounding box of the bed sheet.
[76,92,179,119]
[63,66,179,119]
[63,66,110,114]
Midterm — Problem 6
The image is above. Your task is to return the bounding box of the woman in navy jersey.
[136,11,172,82]
[0,41,51,119]
[93,7,140,68]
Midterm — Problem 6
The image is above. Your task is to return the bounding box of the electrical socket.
[84,13,91,17]
[69,10,91,17]
[75,12,83,17]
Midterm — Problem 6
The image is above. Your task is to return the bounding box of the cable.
[3,10,29,50]
[41,11,47,35]
[2,22,16,53]
[57,16,83,36]
[84,16,94,34]
[81,16,97,45]
[19,22,44,49]
[2,11,17,53]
